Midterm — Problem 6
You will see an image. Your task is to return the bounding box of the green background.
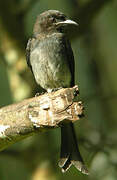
[0,0,117,179]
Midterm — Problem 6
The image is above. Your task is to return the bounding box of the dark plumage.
[26,10,88,174]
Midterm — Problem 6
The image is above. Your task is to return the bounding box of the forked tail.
[58,122,89,174]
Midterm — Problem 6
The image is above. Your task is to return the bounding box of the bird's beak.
[56,19,78,26]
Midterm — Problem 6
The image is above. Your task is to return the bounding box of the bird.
[26,10,88,174]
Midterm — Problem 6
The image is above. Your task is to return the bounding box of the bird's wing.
[64,38,75,86]
[26,38,33,71]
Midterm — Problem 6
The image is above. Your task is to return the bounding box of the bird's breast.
[30,34,71,90]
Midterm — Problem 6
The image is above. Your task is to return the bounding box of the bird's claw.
[35,92,45,97]
[47,87,62,93]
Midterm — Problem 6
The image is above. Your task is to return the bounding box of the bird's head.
[33,10,78,35]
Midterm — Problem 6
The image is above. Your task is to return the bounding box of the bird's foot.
[35,92,40,97]
[35,92,45,97]
[47,87,62,93]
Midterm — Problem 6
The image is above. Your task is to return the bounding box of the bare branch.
[0,86,83,151]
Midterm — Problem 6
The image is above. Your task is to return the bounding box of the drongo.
[26,10,88,174]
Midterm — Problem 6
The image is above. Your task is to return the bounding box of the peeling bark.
[0,86,83,151]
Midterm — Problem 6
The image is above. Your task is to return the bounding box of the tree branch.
[0,86,83,151]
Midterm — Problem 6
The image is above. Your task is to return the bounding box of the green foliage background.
[0,0,117,179]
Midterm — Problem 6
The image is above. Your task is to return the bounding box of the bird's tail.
[58,122,89,174]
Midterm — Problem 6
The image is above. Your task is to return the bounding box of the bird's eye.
[60,15,66,21]
[50,17,56,23]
